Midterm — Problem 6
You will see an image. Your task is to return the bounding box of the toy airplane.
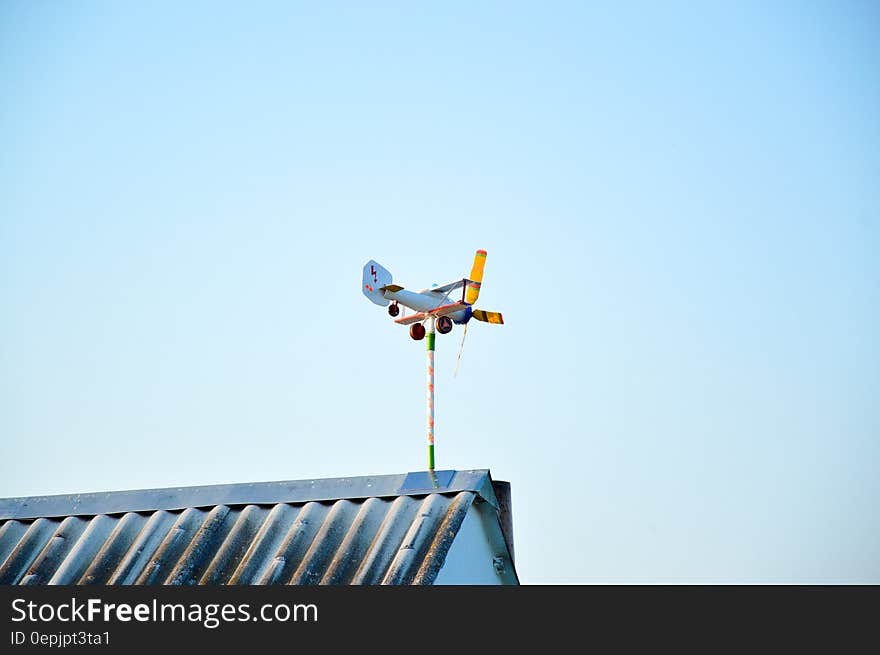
[363,249,504,340]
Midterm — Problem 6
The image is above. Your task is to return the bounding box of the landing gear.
[437,316,453,334]
[388,302,400,317]
[409,323,426,340]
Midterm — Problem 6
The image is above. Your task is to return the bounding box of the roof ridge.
[0,469,497,521]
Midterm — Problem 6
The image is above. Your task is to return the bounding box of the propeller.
[454,250,505,376]
[472,309,504,324]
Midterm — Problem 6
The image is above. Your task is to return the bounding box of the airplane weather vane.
[363,250,504,472]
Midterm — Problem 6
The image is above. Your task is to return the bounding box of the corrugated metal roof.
[0,469,517,585]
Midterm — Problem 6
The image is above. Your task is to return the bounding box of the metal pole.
[426,317,436,471]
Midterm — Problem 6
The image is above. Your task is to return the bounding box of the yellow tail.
[465,249,487,304]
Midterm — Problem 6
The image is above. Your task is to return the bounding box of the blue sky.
[1,2,877,583]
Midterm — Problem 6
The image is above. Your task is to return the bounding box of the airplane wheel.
[410,323,426,340]
[437,316,453,334]
[388,303,400,317]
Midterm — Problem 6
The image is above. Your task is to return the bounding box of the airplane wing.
[428,279,466,295]
[394,301,469,325]
[393,313,428,326]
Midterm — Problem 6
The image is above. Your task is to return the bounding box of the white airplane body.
[363,249,503,340]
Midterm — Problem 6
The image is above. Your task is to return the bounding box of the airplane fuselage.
[382,289,472,324]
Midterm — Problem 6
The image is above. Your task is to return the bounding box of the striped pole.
[426,317,436,471]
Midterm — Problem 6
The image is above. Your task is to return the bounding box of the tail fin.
[363,260,392,306]
[465,249,487,305]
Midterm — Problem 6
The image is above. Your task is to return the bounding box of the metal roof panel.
[0,470,517,585]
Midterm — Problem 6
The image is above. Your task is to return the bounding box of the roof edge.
[0,469,499,521]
